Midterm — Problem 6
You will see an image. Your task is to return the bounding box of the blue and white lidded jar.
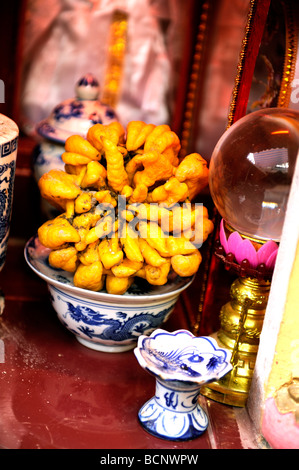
[33,73,119,183]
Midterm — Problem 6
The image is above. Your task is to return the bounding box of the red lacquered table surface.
[0,138,261,450]
[0,237,261,450]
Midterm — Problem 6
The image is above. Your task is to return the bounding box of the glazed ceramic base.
[138,379,208,441]
[76,336,135,353]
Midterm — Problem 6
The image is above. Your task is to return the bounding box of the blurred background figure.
[19,0,185,135]
[17,0,251,161]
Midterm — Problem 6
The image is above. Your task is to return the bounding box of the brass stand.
[200,276,271,407]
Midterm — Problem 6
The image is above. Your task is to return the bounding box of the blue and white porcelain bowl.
[134,329,232,440]
[24,235,194,353]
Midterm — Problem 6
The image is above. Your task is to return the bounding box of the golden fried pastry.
[126,121,155,151]
[48,246,78,272]
[101,137,129,192]
[145,127,180,166]
[174,153,209,200]
[133,151,174,188]
[171,250,202,277]
[74,192,94,214]
[38,169,82,210]
[138,238,167,267]
[73,261,104,291]
[106,275,134,295]
[150,177,188,205]
[38,215,80,249]
[98,237,124,270]
[37,120,214,294]
[144,259,171,286]
[143,124,171,152]
[111,258,143,278]
[87,122,125,152]
[78,240,100,265]
[65,134,100,160]
[80,160,107,189]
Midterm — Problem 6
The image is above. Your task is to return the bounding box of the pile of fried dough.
[37,121,214,294]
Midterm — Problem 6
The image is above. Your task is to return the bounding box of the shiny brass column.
[200,276,271,407]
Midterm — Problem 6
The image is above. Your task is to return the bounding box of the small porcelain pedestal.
[138,378,208,441]
[134,329,233,441]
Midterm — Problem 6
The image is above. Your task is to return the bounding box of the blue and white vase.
[134,329,233,441]
[0,114,18,273]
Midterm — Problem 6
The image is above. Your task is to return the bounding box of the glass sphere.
[209,108,299,241]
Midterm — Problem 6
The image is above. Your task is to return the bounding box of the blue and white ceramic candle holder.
[134,329,233,441]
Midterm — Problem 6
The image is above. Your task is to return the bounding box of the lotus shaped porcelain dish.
[134,329,232,384]
[134,329,232,441]
[24,236,194,353]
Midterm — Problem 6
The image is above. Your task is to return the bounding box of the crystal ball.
[209,108,299,241]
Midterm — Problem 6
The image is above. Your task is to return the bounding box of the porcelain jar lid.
[36,74,119,144]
